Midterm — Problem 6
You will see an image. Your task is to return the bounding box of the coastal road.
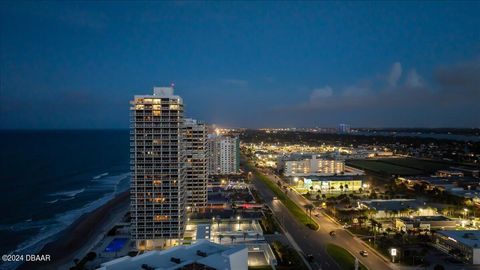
[248,166,397,270]
[250,168,340,270]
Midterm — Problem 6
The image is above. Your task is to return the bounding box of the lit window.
[154,215,169,221]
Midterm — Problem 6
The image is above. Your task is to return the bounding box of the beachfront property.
[188,220,277,268]
[207,134,240,175]
[434,230,480,264]
[130,86,187,249]
[184,118,208,212]
[98,240,248,270]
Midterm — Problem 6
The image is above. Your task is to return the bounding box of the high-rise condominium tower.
[207,135,240,175]
[130,87,186,249]
[183,118,208,211]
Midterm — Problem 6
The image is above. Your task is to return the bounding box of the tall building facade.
[284,155,345,177]
[183,118,208,211]
[338,123,351,134]
[130,87,186,249]
[207,135,240,175]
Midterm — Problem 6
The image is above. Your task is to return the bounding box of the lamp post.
[237,215,241,230]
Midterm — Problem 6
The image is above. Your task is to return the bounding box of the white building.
[98,240,248,270]
[284,155,345,176]
[338,123,351,134]
[184,118,208,211]
[130,87,187,249]
[207,135,240,175]
[435,230,480,264]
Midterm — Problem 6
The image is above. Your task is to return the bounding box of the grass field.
[347,157,468,176]
[326,244,368,270]
[379,158,453,173]
[346,159,423,176]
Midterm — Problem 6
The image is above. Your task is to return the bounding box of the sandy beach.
[17,191,130,270]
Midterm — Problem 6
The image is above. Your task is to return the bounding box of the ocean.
[0,130,130,269]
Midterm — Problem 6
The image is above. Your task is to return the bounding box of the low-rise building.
[435,230,480,264]
[296,175,364,192]
[436,170,464,178]
[395,216,456,231]
[98,240,248,270]
[361,199,436,219]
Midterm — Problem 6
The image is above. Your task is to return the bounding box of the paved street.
[247,165,397,270]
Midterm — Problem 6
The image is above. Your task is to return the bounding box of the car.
[306,254,314,262]
[360,250,368,257]
[329,231,336,237]
[272,196,278,200]
[314,213,320,217]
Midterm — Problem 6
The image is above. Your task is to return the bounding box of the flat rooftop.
[399,216,452,222]
[438,230,480,249]
[363,199,427,212]
[301,175,364,181]
[98,240,247,270]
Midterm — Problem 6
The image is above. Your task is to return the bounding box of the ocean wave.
[48,188,85,198]
[46,199,59,204]
[0,173,130,270]
[92,172,109,180]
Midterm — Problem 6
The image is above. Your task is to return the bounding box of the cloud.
[435,59,480,96]
[310,86,333,101]
[405,69,424,88]
[220,79,249,87]
[272,58,480,126]
[387,62,402,87]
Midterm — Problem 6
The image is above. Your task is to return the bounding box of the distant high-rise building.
[338,123,351,134]
[207,135,240,175]
[183,118,208,211]
[130,86,186,249]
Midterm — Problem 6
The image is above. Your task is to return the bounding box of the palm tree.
[304,204,315,220]
[340,185,344,194]
[218,234,224,243]
[344,184,349,193]
[230,235,236,244]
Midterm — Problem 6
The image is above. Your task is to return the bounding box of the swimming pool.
[104,238,129,252]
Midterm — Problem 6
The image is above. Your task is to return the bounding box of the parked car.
[306,254,314,262]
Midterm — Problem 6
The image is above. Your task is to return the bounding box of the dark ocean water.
[0,130,130,269]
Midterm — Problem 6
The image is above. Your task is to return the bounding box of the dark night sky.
[1,1,479,129]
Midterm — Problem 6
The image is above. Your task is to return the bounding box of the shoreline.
[18,191,130,270]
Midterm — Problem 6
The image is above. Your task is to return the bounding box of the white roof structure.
[438,230,480,249]
[98,240,248,270]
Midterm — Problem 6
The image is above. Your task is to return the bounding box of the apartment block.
[207,135,240,175]
[130,86,186,249]
[183,118,208,211]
